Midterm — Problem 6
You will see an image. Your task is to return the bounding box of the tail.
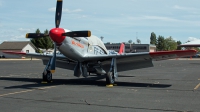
[118,43,125,54]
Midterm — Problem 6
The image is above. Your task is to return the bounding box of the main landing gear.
[42,58,53,83]
[106,58,117,86]
[106,71,115,85]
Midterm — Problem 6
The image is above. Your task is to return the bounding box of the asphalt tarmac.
[0,59,199,112]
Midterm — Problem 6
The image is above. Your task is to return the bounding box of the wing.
[149,50,196,60]
[3,50,196,72]
[3,51,77,70]
[83,50,196,61]
[3,51,66,60]
[83,50,196,71]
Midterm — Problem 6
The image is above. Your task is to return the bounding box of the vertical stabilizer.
[118,43,125,54]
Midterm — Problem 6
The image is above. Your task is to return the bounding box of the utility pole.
[136,32,138,44]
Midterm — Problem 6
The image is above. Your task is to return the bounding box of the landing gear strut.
[42,58,53,83]
[106,58,117,85]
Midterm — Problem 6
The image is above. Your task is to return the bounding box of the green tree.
[40,29,54,50]
[137,39,141,44]
[128,40,132,44]
[176,40,182,50]
[157,35,166,51]
[165,36,177,50]
[150,32,157,45]
[31,29,53,52]
[31,28,42,52]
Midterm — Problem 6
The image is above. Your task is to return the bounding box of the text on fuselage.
[71,40,84,48]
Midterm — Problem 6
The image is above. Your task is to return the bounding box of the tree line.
[150,32,182,51]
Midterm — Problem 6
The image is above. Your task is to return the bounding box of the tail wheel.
[106,72,115,84]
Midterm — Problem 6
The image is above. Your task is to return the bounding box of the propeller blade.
[55,0,63,28]
[62,31,91,37]
[50,42,56,73]
[26,33,48,38]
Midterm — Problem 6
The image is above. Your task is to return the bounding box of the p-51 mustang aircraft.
[4,0,196,85]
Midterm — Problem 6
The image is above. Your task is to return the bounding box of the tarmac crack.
[2,96,192,112]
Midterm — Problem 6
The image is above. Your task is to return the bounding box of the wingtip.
[3,51,26,55]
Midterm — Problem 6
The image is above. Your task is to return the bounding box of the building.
[149,44,156,52]
[0,41,37,58]
[105,43,154,53]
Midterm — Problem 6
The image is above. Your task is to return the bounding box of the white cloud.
[48,7,83,13]
[173,5,198,11]
[18,28,34,32]
[63,8,83,13]
[188,37,199,41]
[143,16,178,22]
[10,35,24,41]
[48,7,56,12]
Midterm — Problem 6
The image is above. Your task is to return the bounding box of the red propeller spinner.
[49,28,66,44]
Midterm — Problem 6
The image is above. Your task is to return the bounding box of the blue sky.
[0,0,200,44]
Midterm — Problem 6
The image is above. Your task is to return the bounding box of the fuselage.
[57,29,108,62]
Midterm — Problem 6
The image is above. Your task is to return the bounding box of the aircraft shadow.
[89,74,135,77]
[118,75,135,77]
[0,76,171,89]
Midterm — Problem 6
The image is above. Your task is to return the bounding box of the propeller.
[26,33,49,38]
[49,0,63,73]
[62,31,91,37]
[55,0,62,28]
[25,0,92,73]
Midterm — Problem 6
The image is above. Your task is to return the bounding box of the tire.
[42,73,46,81]
[43,71,52,83]
[46,72,52,83]
[106,72,115,84]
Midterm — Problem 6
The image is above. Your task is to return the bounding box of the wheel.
[46,72,52,83]
[106,72,115,84]
[43,71,52,83]
[42,72,47,81]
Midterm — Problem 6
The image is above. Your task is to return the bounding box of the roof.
[179,39,200,47]
[0,41,37,50]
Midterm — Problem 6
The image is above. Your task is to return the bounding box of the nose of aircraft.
[49,28,66,44]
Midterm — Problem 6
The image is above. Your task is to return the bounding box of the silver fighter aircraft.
[4,0,197,85]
